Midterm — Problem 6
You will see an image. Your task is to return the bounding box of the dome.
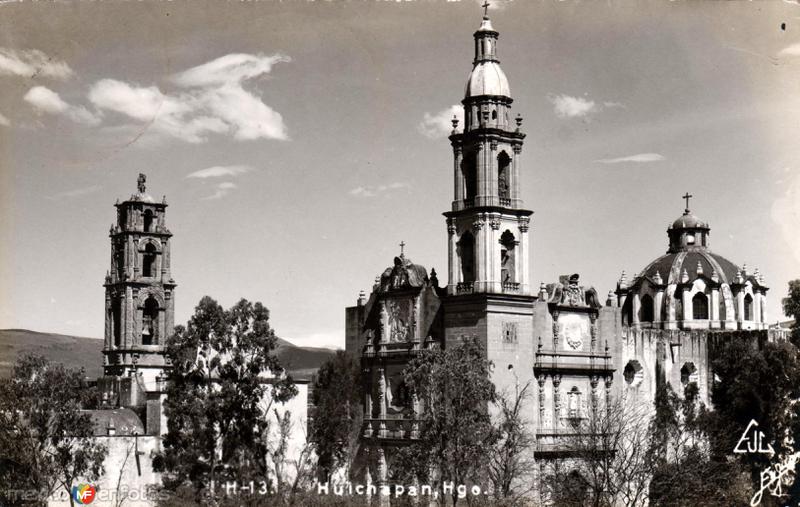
[465,61,510,98]
[671,211,709,230]
[637,250,741,286]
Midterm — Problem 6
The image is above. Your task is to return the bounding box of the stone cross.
[399,241,406,257]
[683,192,692,212]
[483,1,490,16]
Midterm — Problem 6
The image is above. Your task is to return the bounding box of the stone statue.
[137,173,146,194]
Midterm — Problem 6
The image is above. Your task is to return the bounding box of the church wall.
[48,435,162,507]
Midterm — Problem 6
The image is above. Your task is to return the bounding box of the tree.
[699,336,800,504]
[0,355,107,507]
[397,337,498,506]
[783,279,800,348]
[155,296,297,503]
[309,350,363,482]
[648,382,751,506]
[488,378,535,505]
[548,398,656,507]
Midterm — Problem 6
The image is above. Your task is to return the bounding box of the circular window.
[623,360,644,386]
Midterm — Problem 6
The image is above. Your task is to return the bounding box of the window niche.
[497,151,511,202]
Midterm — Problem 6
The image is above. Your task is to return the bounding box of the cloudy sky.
[1,0,799,348]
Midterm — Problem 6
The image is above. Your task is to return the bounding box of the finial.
[742,263,748,276]
[682,192,693,213]
[399,240,406,258]
[358,290,367,305]
[696,261,703,275]
[137,173,146,194]
[162,195,167,205]
[711,268,719,282]
[430,268,439,287]
[619,270,628,289]
[606,290,617,307]
[451,115,459,133]
[539,282,548,299]
[681,268,689,283]
[515,113,523,131]
[653,270,663,285]
[482,0,490,18]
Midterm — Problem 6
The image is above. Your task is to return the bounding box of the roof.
[85,408,145,436]
[670,211,709,230]
[465,61,510,98]
[638,250,740,286]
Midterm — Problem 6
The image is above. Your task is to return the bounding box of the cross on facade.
[399,241,406,257]
[483,1,490,16]
[683,192,693,212]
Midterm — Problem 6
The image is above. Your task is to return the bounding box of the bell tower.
[442,11,536,394]
[445,10,532,296]
[103,173,176,388]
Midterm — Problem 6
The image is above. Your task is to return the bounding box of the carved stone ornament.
[489,219,501,230]
[447,219,456,235]
[518,216,530,233]
[472,219,485,230]
[387,299,413,343]
[490,139,498,151]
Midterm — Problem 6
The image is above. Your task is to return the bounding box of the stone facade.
[344,11,788,503]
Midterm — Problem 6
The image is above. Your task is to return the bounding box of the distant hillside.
[0,329,336,381]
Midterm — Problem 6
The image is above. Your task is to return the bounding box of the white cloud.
[594,153,665,164]
[772,168,800,264]
[548,94,598,119]
[418,105,462,139]
[187,165,253,179]
[0,48,73,80]
[0,111,9,127]
[778,43,800,56]
[204,181,238,200]
[350,182,410,198]
[23,86,100,125]
[88,53,290,144]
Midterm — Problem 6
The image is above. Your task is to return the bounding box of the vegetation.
[309,350,363,483]
[0,355,107,507]
[154,296,297,504]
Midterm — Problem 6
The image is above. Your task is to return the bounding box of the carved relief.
[387,299,413,343]
[558,313,590,351]
[518,216,530,233]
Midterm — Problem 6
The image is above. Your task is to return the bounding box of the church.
[344,8,786,502]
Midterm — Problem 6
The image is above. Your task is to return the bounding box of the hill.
[0,329,336,381]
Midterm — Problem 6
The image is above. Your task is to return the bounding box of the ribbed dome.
[465,61,510,98]
[671,212,709,230]
[638,250,740,286]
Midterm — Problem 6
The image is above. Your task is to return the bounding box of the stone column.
[476,142,487,206]
[632,293,641,326]
[453,146,463,204]
[710,287,720,328]
[753,292,762,323]
[447,220,457,294]
[654,289,664,326]
[379,302,389,349]
[489,139,498,206]
[378,367,387,437]
[519,217,530,294]
[474,219,485,291]
[512,144,522,206]
[682,289,692,322]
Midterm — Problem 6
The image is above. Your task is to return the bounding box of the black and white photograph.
[1,1,800,505]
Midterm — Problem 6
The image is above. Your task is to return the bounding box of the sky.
[1,0,799,349]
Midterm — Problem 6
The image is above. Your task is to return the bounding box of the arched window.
[692,293,709,320]
[142,243,157,277]
[744,294,753,320]
[457,232,475,283]
[142,296,159,345]
[461,153,477,202]
[497,151,511,201]
[500,230,516,284]
[143,209,154,232]
[640,294,654,322]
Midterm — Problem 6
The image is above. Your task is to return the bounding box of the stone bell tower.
[445,11,532,297]
[103,173,176,392]
[442,10,536,393]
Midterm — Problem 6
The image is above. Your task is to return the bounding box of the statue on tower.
[137,173,146,194]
